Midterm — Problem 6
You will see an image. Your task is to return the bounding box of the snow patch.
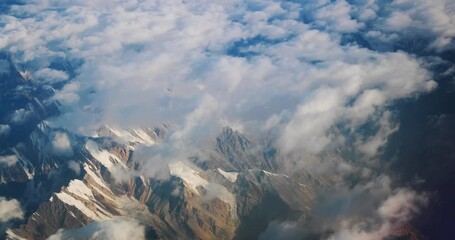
[83,164,111,191]
[6,230,28,240]
[217,168,238,183]
[105,126,156,146]
[85,140,122,169]
[10,148,34,180]
[82,164,117,202]
[55,191,109,221]
[66,180,94,201]
[132,129,156,145]
[169,161,208,194]
[56,178,115,221]
[169,162,236,207]
[68,211,77,219]
[262,170,288,178]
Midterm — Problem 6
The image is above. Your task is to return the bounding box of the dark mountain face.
[382,52,455,239]
[0,54,60,151]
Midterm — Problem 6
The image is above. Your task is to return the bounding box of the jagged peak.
[217,127,251,148]
[36,120,51,132]
[95,125,158,147]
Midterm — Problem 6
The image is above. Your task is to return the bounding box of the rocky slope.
[3,124,323,240]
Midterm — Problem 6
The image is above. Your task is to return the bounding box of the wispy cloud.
[260,176,428,240]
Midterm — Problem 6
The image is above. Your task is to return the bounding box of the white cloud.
[385,11,413,30]
[279,52,436,157]
[365,30,399,43]
[327,189,428,240]
[52,82,80,106]
[378,189,428,221]
[47,219,145,240]
[10,108,32,124]
[0,155,18,167]
[0,197,24,223]
[356,111,399,157]
[67,160,81,175]
[374,0,455,51]
[314,0,363,33]
[0,124,11,137]
[280,87,343,154]
[34,68,69,83]
[50,132,73,156]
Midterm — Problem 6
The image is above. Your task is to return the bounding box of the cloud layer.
[0,0,445,155]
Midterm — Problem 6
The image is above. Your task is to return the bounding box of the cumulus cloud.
[34,68,69,83]
[313,0,363,33]
[0,197,24,223]
[47,219,145,240]
[50,131,73,156]
[67,160,81,175]
[0,155,18,167]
